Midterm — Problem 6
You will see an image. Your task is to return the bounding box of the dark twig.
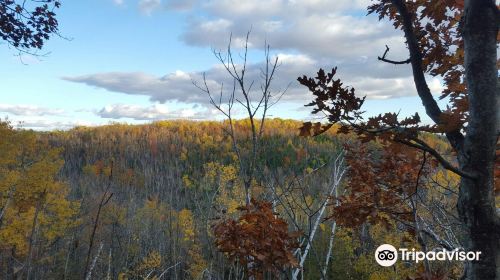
[378,45,411,65]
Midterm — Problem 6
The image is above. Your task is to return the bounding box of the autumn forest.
[0,118,471,279]
[0,0,499,280]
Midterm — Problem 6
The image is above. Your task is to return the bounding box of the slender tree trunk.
[293,156,344,280]
[84,196,106,279]
[458,1,499,279]
[85,242,104,280]
[84,164,113,279]
[0,188,13,227]
[106,247,112,280]
[8,248,15,279]
[322,181,341,280]
[321,221,337,280]
[25,203,42,280]
[63,234,74,280]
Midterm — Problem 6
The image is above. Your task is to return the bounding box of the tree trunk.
[458,1,499,279]
[25,203,42,280]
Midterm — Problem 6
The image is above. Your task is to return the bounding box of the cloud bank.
[0,104,65,116]
[62,0,446,123]
[97,103,218,120]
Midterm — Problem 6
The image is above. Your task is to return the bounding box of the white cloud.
[428,77,445,95]
[200,19,233,32]
[0,104,65,116]
[166,0,197,10]
[63,49,424,106]
[183,13,406,60]
[130,0,408,63]
[68,0,442,118]
[12,119,97,131]
[105,0,420,101]
[276,53,316,66]
[97,103,218,120]
[63,53,317,104]
[174,0,417,103]
[63,71,208,104]
[139,0,161,15]
[132,0,404,63]
[260,20,283,33]
[128,0,197,12]
[352,77,415,99]
[205,0,286,18]
[112,0,124,5]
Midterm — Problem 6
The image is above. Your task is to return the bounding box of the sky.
[0,0,448,130]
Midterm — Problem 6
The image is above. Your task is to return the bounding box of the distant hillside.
[1,119,458,279]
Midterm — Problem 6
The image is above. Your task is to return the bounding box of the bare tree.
[83,162,114,279]
[194,31,287,206]
[290,152,345,280]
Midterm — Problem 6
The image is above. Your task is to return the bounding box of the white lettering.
[376,244,481,267]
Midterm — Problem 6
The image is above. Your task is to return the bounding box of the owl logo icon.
[375,244,398,266]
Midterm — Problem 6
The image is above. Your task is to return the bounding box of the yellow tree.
[0,121,79,278]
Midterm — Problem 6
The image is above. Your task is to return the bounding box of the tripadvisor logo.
[375,244,398,267]
[374,244,481,267]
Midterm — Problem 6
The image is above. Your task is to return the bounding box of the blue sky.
[0,0,446,130]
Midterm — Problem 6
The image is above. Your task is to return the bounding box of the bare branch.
[378,45,411,65]
[395,138,475,179]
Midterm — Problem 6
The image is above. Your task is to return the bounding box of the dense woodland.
[0,119,470,279]
[0,0,498,279]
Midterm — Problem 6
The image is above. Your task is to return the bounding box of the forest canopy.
[0,119,469,279]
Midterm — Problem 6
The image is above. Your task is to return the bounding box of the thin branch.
[378,45,411,64]
[395,138,475,179]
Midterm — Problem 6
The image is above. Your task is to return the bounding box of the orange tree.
[213,199,300,279]
[298,1,498,279]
